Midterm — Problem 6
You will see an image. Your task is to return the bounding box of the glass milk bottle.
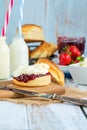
[10,37,29,74]
[0,36,10,79]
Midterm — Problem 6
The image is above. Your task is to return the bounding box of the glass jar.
[0,36,10,79]
[57,36,85,54]
[10,37,29,74]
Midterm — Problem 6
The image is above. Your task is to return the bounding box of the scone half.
[36,58,65,86]
[17,24,45,42]
[12,63,51,87]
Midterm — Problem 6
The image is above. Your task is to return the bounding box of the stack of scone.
[16,24,57,61]
[14,26,65,87]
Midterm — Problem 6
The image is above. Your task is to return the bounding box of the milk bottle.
[0,36,10,79]
[10,37,29,74]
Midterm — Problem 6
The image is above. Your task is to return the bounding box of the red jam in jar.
[57,36,85,54]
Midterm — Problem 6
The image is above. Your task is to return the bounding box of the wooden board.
[0,80,65,98]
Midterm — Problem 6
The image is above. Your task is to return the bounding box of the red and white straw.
[1,0,14,36]
[18,0,24,37]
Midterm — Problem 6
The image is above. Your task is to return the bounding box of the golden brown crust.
[17,24,45,42]
[22,24,42,32]
[13,75,51,87]
[30,41,57,58]
[36,58,65,86]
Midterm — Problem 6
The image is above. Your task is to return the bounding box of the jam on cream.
[13,63,50,77]
[13,63,51,83]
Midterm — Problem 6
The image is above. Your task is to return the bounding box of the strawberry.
[67,45,81,57]
[59,52,72,65]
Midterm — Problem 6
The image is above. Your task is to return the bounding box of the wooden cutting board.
[0,80,65,98]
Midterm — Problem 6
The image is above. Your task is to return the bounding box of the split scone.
[12,63,51,86]
[36,58,65,86]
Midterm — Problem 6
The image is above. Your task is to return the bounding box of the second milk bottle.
[10,37,29,74]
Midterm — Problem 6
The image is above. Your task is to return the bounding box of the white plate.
[58,65,69,74]
[58,65,72,78]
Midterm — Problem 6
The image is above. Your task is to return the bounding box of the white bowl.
[69,62,87,85]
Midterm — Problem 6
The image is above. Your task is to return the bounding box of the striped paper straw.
[18,0,24,38]
[1,0,14,36]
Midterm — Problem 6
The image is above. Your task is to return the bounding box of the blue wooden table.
[0,78,87,130]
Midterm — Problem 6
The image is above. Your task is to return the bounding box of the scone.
[30,41,57,58]
[16,24,45,42]
[13,63,51,86]
[36,58,65,86]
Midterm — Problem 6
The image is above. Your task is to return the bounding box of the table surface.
[0,77,87,130]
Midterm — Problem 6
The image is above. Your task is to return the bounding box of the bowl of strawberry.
[58,45,84,77]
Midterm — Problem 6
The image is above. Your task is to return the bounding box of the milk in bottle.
[0,36,10,79]
[10,37,29,74]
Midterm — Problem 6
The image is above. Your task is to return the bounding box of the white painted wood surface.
[27,104,87,130]
[0,101,87,130]
[0,78,87,130]
[48,104,87,130]
[83,107,87,117]
[0,102,28,130]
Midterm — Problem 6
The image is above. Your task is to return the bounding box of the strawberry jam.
[57,36,85,54]
[13,72,51,83]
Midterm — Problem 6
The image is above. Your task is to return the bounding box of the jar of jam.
[57,36,85,54]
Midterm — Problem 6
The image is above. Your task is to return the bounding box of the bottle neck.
[12,37,25,44]
[0,36,6,43]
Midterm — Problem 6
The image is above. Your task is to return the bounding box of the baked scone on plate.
[16,24,45,42]
[12,63,51,87]
[36,58,65,86]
